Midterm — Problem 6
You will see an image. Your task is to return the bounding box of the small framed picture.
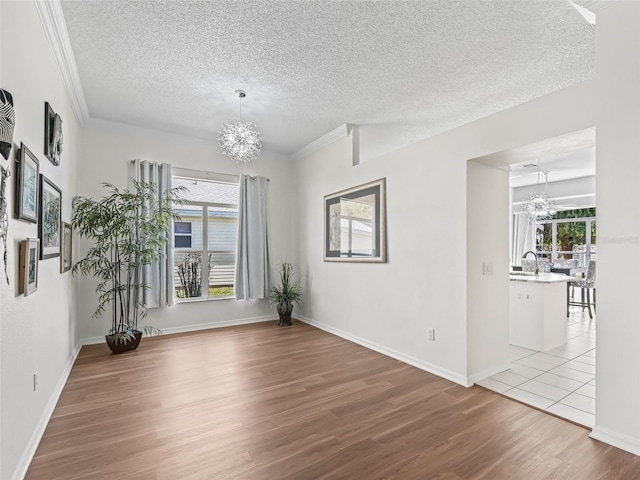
[16,143,39,223]
[60,221,72,273]
[38,174,62,259]
[19,238,39,296]
[44,102,63,166]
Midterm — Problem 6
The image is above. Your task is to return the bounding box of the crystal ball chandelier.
[525,191,556,220]
[524,164,556,220]
[218,90,262,164]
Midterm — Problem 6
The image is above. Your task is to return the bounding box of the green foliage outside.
[210,286,234,296]
[539,207,596,252]
[174,285,234,299]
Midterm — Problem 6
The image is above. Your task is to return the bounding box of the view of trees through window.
[537,207,596,267]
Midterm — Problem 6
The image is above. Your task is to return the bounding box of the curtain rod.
[131,161,269,181]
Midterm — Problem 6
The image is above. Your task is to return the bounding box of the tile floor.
[477,308,596,427]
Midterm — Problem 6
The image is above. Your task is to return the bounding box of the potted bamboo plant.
[269,261,303,327]
[72,180,182,353]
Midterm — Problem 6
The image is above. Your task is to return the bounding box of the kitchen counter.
[509,273,572,351]
[510,272,575,284]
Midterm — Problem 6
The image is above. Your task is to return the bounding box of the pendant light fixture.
[218,90,262,164]
[524,161,556,220]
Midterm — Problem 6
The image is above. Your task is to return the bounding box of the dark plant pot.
[277,305,293,327]
[105,330,142,354]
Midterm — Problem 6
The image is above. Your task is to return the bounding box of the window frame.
[174,221,193,249]
[536,215,596,268]
[172,170,239,302]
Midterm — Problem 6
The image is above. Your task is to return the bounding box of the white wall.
[7,0,640,474]
[77,120,297,342]
[295,79,595,386]
[591,0,640,455]
[0,2,80,479]
[466,161,510,382]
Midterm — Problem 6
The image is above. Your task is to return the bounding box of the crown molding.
[571,0,619,12]
[292,123,350,161]
[33,0,89,126]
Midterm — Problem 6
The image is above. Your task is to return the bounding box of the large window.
[172,175,239,300]
[536,208,596,268]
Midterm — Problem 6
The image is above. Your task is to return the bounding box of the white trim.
[81,315,276,345]
[467,363,512,385]
[33,0,89,126]
[572,0,619,12]
[10,342,83,480]
[590,426,640,456]
[349,124,360,166]
[292,124,350,161]
[297,314,471,387]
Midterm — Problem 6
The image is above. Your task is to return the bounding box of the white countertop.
[509,272,576,284]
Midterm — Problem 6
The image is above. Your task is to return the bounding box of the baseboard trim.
[467,363,512,385]
[11,341,83,480]
[590,426,640,456]
[160,315,276,335]
[81,315,277,345]
[297,315,470,387]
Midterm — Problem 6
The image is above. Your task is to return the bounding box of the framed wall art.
[60,221,72,273]
[324,178,387,263]
[19,238,39,296]
[44,102,63,166]
[38,174,61,259]
[16,143,39,223]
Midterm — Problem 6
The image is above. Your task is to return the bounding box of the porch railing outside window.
[536,216,596,269]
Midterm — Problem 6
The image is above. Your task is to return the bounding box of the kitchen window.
[536,208,596,268]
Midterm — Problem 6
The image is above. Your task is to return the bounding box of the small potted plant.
[269,261,303,327]
[72,180,182,353]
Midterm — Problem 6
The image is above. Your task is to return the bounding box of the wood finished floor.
[25,321,640,480]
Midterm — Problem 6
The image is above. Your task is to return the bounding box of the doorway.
[468,127,596,427]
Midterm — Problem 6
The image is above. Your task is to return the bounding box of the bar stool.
[568,260,596,319]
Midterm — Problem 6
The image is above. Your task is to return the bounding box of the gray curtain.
[133,159,175,308]
[511,212,535,267]
[235,174,269,300]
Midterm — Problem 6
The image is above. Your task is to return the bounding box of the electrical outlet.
[482,262,493,276]
[33,372,38,392]
[428,328,435,341]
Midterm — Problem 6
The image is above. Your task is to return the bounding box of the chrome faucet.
[522,251,539,275]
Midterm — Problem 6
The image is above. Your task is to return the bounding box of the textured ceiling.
[60,0,595,160]
[507,128,596,187]
[473,127,596,187]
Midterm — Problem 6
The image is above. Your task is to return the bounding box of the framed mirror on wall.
[324,178,387,263]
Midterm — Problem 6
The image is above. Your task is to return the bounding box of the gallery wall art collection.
[0,89,72,296]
